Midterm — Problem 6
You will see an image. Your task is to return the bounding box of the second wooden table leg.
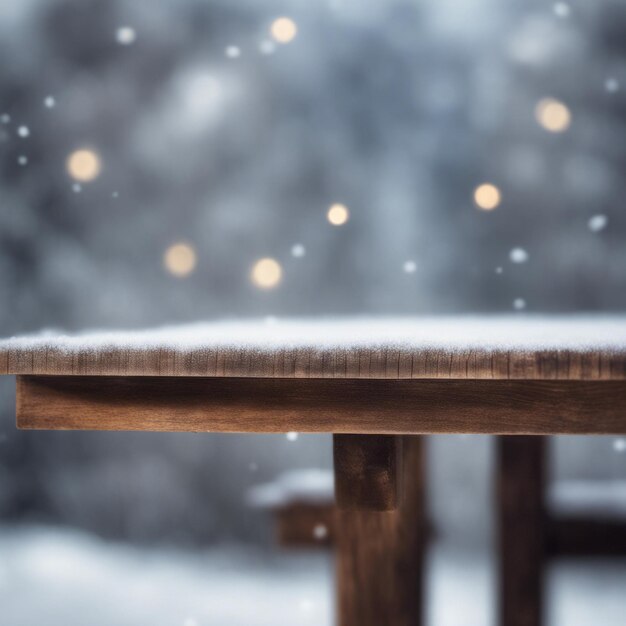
[496,436,546,626]
[334,434,425,626]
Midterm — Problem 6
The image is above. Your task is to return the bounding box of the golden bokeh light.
[535,98,571,133]
[474,183,501,210]
[66,149,102,182]
[164,243,197,277]
[327,203,350,226]
[251,258,282,289]
[270,17,298,44]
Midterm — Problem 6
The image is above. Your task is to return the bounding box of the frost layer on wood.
[2,315,626,379]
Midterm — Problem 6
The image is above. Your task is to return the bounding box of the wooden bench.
[2,316,626,626]
[246,469,337,547]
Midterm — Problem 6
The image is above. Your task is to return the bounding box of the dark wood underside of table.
[15,374,626,434]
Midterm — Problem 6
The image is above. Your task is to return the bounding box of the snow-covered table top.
[2,315,626,380]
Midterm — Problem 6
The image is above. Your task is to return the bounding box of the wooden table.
[2,316,626,626]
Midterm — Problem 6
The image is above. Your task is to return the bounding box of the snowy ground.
[1,525,625,626]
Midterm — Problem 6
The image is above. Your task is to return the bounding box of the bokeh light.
[66,149,102,182]
[164,243,197,277]
[251,258,282,289]
[473,183,501,210]
[270,17,297,44]
[327,203,349,226]
[535,98,571,133]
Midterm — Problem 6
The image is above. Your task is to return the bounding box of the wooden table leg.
[496,436,546,626]
[334,435,425,626]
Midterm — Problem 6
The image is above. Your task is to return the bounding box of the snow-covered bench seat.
[247,469,335,547]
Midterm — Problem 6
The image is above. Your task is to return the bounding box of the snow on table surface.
[1,315,626,379]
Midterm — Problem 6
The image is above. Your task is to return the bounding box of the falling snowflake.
[116,26,136,45]
[248,462,259,472]
[513,298,526,310]
[495,266,503,274]
[72,183,82,193]
[588,215,608,232]
[17,125,30,138]
[403,260,417,273]
[613,439,626,453]
[225,46,241,59]
[553,2,571,18]
[259,40,276,55]
[291,243,306,257]
[313,524,328,540]
[44,96,56,108]
[286,431,299,442]
[17,155,28,166]
[0,113,10,124]
[509,247,529,263]
[111,191,119,199]
[605,78,619,94]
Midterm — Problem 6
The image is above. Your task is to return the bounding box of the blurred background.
[0,0,625,624]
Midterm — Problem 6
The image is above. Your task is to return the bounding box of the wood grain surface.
[334,435,401,511]
[496,436,545,626]
[336,435,425,626]
[3,317,626,380]
[16,375,626,434]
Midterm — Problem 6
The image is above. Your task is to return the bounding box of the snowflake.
[291,243,306,257]
[553,2,571,18]
[588,215,607,232]
[313,524,328,540]
[509,247,529,263]
[259,40,276,55]
[116,26,136,45]
[613,439,626,453]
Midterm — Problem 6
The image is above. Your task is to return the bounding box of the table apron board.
[14,375,626,435]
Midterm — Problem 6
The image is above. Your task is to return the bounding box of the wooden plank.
[3,317,626,380]
[496,436,545,626]
[333,435,402,511]
[336,435,425,626]
[16,375,626,435]
[545,517,626,557]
